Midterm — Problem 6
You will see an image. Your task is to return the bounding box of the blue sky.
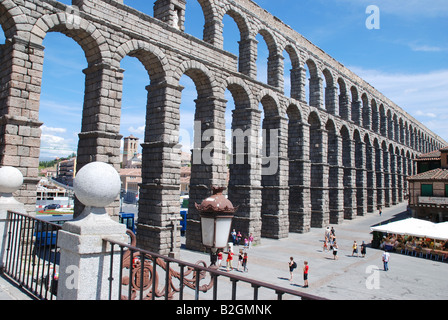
[9,0,447,160]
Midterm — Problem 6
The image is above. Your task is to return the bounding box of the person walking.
[303,261,309,288]
[288,257,297,281]
[242,252,248,272]
[352,241,359,257]
[237,249,243,271]
[231,229,237,245]
[226,249,234,271]
[361,241,367,258]
[323,239,329,252]
[217,250,223,267]
[333,241,339,260]
[382,250,390,271]
[248,233,254,248]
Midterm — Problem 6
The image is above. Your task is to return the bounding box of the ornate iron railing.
[105,231,326,301]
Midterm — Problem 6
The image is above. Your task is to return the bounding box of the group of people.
[322,226,339,259]
[215,248,249,272]
[288,257,309,288]
[230,229,254,248]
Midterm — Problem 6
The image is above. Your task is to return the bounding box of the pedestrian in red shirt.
[303,261,309,288]
[226,250,234,271]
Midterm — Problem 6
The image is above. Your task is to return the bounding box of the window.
[421,184,433,197]
[445,184,448,197]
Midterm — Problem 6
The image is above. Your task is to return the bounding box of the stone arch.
[337,77,349,120]
[283,43,301,98]
[30,12,107,65]
[379,103,387,137]
[371,99,379,133]
[305,58,322,108]
[257,89,280,117]
[220,6,251,73]
[113,39,169,82]
[322,68,337,115]
[197,0,219,45]
[0,0,28,39]
[173,59,217,97]
[256,28,282,88]
[350,86,361,125]
[361,92,371,130]
[220,6,250,40]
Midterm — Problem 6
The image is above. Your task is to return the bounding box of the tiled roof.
[416,149,441,160]
[407,168,448,181]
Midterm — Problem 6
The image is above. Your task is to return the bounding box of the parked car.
[44,204,61,211]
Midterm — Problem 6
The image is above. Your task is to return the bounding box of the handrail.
[104,234,327,301]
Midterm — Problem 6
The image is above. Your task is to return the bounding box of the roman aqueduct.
[0,0,445,256]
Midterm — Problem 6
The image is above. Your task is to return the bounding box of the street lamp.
[195,187,237,266]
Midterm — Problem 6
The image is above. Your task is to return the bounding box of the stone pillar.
[261,115,289,239]
[76,63,124,219]
[228,108,262,245]
[383,148,390,207]
[309,76,323,108]
[238,38,258,79]
[290,67,307,102]
[329,135,344,224]
[397,153,403,202]
[325,86,339,115]
[310,128,329,228]
[390,151,397,205]
[343,139,356,219]
[57,162,127,300]
[267,53,284,91]
[366,143,376,213]
[153,0,186,31]
[203,19,224,49]
[339,92,351,121]
[351,100,362,126]
[0,36,44,214]
[355,140,367,216]
[0,167,26,272]
[137,81,183,257]
[289,122,311,233]
[375,145,384,210]
[185,96,228,251]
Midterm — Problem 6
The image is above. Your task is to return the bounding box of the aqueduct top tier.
[0,0,446,255]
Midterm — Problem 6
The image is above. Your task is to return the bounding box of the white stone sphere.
[74,162,121,208]
[0,166,23,194]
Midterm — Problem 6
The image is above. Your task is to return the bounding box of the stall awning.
[371,218,448,240]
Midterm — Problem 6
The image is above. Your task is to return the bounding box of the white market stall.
[371,218,448,240]
[370,218,448,260]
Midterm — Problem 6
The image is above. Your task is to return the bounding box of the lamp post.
[195,187,237,266]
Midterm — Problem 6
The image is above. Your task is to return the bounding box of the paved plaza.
[179,202,448,300]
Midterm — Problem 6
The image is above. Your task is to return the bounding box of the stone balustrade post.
[57,162,127,300]
[0,167,26,272]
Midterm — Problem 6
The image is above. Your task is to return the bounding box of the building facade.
[408,147,448,222]
[0,0,446,256]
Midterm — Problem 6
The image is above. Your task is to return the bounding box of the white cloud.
[41,125,67,134]
[128,125,145,136]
